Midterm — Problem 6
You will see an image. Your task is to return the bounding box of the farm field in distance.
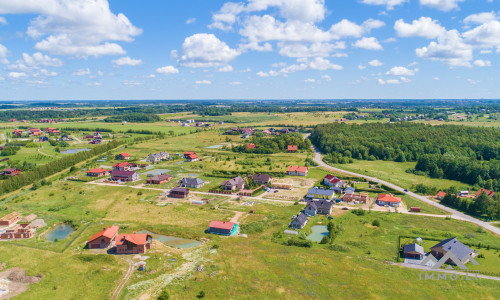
[0,100,499,299]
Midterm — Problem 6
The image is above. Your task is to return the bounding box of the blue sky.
[0,0,499,100]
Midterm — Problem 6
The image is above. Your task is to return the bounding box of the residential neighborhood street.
[311,144,500,236]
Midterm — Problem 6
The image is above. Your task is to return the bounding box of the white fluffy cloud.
[7,52,63,78]
[156,65,179,74]
[386,66,417,76]
[0,0,142,57]
[195,80,211,85]
[304,78,316,83]
[72,68,91,76]
[463,20,500,52]
[473,59,492,67]
[394,17,446,39]
[362,0,408,10]
[0,16,6,25]
[420,0,464,11]
[0,43,9,64]
[464,12,498,25]
[368,59,383,66]
[278,42,345,58]
[180,33,240,68]
[112,56,142,67]
[353,37,383,50]
[218,65,234,72]
[416,30,473,67]
[8,72,27,79]
[378,78,401,84]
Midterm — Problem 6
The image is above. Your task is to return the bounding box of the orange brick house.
[87,225,119,249]
[115,233,152,254]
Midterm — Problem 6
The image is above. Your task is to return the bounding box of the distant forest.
[310,123,500,191]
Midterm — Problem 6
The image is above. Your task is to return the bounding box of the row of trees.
[104,113,161,123]
[0,140,124,195]
[310,122,500,191]
[232,132,311,154]
[441,191,500,220]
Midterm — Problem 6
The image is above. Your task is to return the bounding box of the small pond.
[142,169,171,176]
[306,225,329,243]
[138,230,201,248]
[205,145,223,149]
[46,224,75,242]
[60,148,90,154]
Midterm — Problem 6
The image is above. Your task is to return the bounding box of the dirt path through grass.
[111,257,134,300]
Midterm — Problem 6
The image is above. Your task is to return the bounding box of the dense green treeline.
[310,123,500,190]
[232,132,311,154]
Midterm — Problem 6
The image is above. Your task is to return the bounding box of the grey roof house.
[290,212,308,229]
[179,177,205,188]
[402,243,425,259]
[430,237,476,263]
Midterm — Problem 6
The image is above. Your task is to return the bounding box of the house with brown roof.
[286,165,308,176]
[475,188,495,197]
[221,176,245,191]
[87,225,119,249]
[170,187,190,198]
[0,223,34,240]
[147,174,172,184]
[116,153,131,160]
[287,145,298,152]
[110,170,140,182]
[342,192,369,203]
[86,168,109,177]
[0,212,22,226]
[253,174,272,185]
[376,194,401,207]
[1,168,21,176]
[115,233,152,254]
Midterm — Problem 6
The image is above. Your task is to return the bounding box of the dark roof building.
[253,173,272,184]
[430,237,475,261]
[178,177,205,188]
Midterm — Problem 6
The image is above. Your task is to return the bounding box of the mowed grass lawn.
[167,211,500,299]
[333,160,469,192]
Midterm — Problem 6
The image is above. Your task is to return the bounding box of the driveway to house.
[397,262,500,281]
[309,140,500,236]
[111,257,134,300]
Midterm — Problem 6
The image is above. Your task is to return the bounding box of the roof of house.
[287,145,298,151]
[430,237,474,260]
[149,174,172,181]
[119,153,130,157]
[253,173,271,182]
[114,162,131,168]
[247,143,256,149]
[475,188,495,197]
[345,187,355,193]
[87,168,107,173]
[309,199,333,210]
[306,201,318,210]
[184,151,195,155]
[307,188,335,196]
[293,213,308,226]
[111,170,137,176]
[403,243,425,255]
[436,191,447,198]
[3,168,20,173]
[87,225,119,243]
[222,176,245,186]
[187,153,198,159]
[377,194,401,203]
[0,212,21,222]
[209,220,235,230]
[179,177,204,185]
[171,187,189,193]
[115,233,149,246]
[287,165,308,173]
[324,174,335,180]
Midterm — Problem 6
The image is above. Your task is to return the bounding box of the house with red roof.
[87,225,119,249]
[376,194,401,207]
[113,162,132,171]
[286,165,308,176]
[115,233,152,254]
[247,143,256,149]
[287,145,298,152]
[116,153,131,160]
[323,174,346,188]
[435,191,447,200]
[475,188,495,197]
[185,153,198,162]
[86,168,109,177]
[12,129,23,137]
[207,220,238,236]
[1,168,21,176]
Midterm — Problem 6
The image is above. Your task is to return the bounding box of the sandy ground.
[0,268,41,300]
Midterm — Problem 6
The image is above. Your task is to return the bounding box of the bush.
[157,290,170,300]
[372,219,381,227]
[286,238,313,248]
[351,208,366,216]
